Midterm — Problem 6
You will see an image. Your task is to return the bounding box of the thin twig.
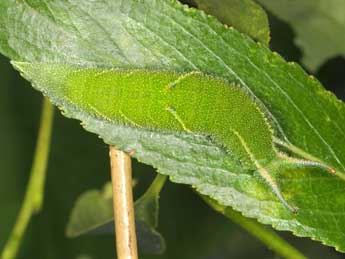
[109,147,138,259]
[1,98,54,259]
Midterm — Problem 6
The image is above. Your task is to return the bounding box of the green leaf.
[134,174,167,254]
[135,175,167,230]
[66,182,114,238]
[15,61,342,214]
[195,0,270,45]
[66,180,166,255]
[256,0,345,71]
[1,0,345,252]
[13,61,345,251]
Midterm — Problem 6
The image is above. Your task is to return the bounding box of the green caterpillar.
[13,62,337,213]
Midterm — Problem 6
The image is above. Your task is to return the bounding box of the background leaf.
[66,182,115,238]
[195,0,270,45]
[1,0,345,253]
[256,0,345,71]
[66,181,166,255]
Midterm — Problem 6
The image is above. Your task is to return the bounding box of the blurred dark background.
[0,5,344,259]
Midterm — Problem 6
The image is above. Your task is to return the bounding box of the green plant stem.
[140,174,167,200]
[203,197,309,259]
[1,98,54,259]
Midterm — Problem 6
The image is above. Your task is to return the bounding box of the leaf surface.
[257,0,345,71]
[1,0,345,251]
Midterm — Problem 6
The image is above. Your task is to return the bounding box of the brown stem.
[109,146,138,259]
